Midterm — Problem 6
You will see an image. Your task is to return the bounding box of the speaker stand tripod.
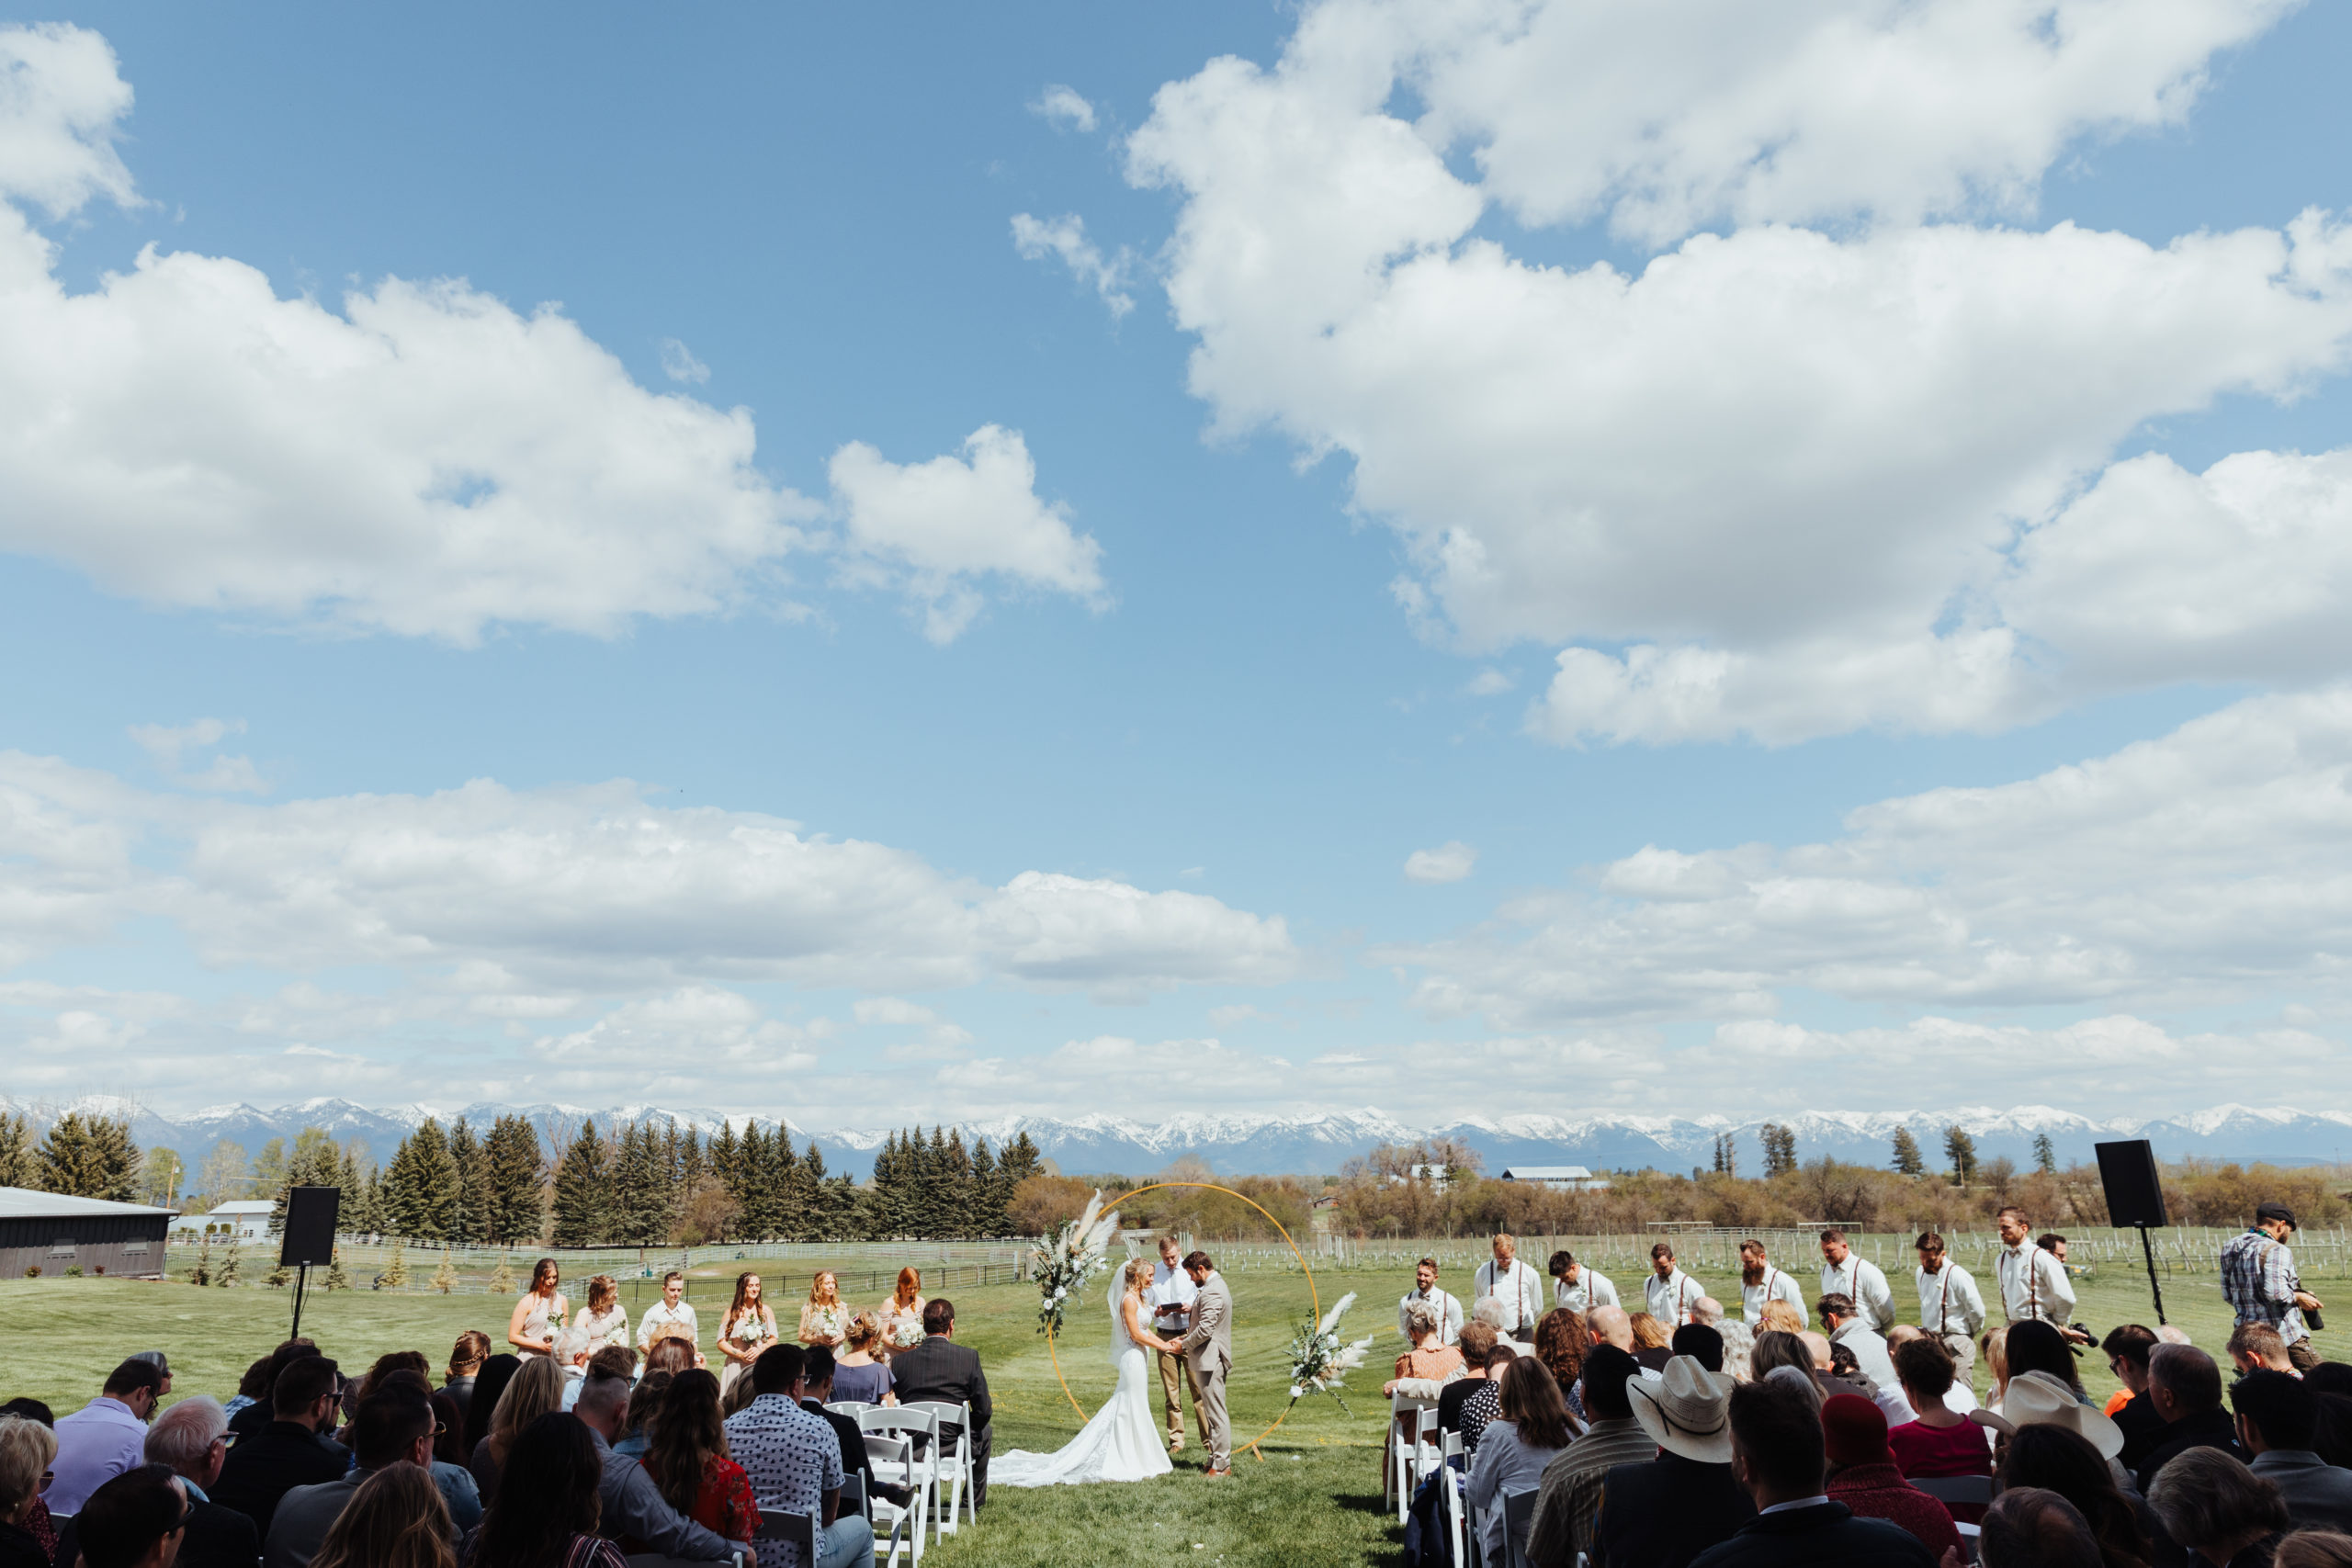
[289,1262,312,1341]
[2135,1222,2167,1325]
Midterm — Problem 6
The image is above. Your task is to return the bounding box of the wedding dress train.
[989,1280,1176,1487]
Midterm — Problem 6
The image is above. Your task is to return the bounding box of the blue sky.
[4,1,2351,1126]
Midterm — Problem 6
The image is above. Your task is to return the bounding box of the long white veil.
[1107,1269,1131,1365]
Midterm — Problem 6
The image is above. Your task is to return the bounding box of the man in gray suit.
[1181,1250,1235,1477]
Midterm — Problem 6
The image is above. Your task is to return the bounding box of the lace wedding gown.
[990,1281,1176,1487]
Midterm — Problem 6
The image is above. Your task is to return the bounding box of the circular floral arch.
[1039,1180,1319,1461]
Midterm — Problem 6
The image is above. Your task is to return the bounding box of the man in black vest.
[209,1359,347,1540]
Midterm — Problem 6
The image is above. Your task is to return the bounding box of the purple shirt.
[49,1396,149,1513]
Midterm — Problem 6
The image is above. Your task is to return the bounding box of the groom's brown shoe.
[1204,1464,1231,1479]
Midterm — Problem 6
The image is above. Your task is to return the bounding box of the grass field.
[0,1257,2301,1567]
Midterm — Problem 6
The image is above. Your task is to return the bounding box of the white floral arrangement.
[1031,1188,1121,1336]
[887,1317,925,1350]
[1285,1292,1374,1414]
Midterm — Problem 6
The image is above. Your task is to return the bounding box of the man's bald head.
[1799,1331,1833,1370]
[1587,1305,1633,1351]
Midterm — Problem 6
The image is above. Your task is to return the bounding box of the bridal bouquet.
[1285,1292,1374,1414]
[886,1318,925,1351]
[1031,1188,1121,1336]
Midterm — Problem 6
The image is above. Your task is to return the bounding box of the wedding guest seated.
[0,1415,57,1568]
[457,1356,518,1472]
[430,1393,466,1470]
[1690,1378,1937,1568]
[1532,1310,1589,1420]
[232,1343,322,1439]
[1692,1297,1726,1327]
[266,1389,442,1568]
[1757,1300,1807,1337]
[1748,1331,1826,1408]
[1717,1321,1757,1383]
[1467,1359,1576,1567]
[1437,1325,1503,1438]
[2006,1322,2090,1405]
[616,1371,673,1459]
[644,1339,699,1380]
[1975,1486,2108,1568]
[2233,1325,2301,1379]
[73,1467,192,1568]
[1598,1355,1755,1568]
[363,1371,482,1531]
[641,1371,756,1558]
[1995,1426,2155,1568]
[2275,1532,2352,1568]
[1821,1293,1915,1424]
[1819,1393,1961,1559]
[144,1397,262,1568]
[1675,1324,1725,1375]
[2147,1450,2290,1568]
[725,1347,875,1568]
[572,1369,732,1562]
[1389,1303,1465,1390]
[50,1359,166,1515]
[831,1317,896,1407]
[2138,1344,2245,1495]
[465,1412,628,1568]
[1587,1305,1635,1356]
[443,1333,492,1426]
[1526,1347,1655,1568]
[1629,1314,1675,1372]
[213,1357,349,1539]
[465,1357,564,1509]
[802,1348,906,1507]
[2100,1325,2166,1461]
[1885,1338,1992,1511]
[306,1462,452,1568]
[2234,1371,2352,1532]
[880,1300,992,1507]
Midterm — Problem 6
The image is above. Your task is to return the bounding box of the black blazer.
[2135,1410,2245,1496]
[887,1337,992,1434]
[210,1422,350,1539]
[1689,1503,1938,1568]
[1594,1454,1757,1568]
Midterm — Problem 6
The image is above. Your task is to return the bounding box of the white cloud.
[1404,840,1477,884]
[830,424,1106,642]
[0,27,1091,647]
[1385,687,2352,1026]
[127,717,266,794]
[546,987,820,1077]
[979,872,1298,999]
[1011,213,1136,320]
[658,337,710,384]
[1127,2,2352,744]
[1030,84,1098,134]
[1464,669,1512,696]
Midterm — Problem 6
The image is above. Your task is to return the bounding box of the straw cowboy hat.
[1976,1370,2124,1459]
[1627,1354,1736,1463]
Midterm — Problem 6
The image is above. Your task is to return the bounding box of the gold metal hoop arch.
[1041,1180,1318,1463]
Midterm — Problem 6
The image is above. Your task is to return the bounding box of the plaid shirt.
[2222,1229,2308,1345]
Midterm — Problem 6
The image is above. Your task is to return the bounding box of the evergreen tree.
[551,1120,610,1247]
[216,1239,242,1287]
[191,1237,213,1287]
[324,1248,350,1291]
[140,1145,186,1208]
[727,1124,764,1239]
[380,1239,409,1289]
[35,1112,110,1196]
[1943,1124,1979,1187]
[1758,1123,1799,1179]
[268,1129,342,1235]
[251,1137,288,1196]
[660,1124,684,1242]
[1891,1126,1928,1176]
[432,1248,458,1294]
[996,1131,1042,1228]
[485,1116,546,1246]
[450,1118,489,1246]
[266,1259,291,1289]
[92,1116,140,1201]
[925,1127,953,1237]
[614,1122,668,1246]
[0,1112,33,1189]
[969,1138,999,1236]
[382,1120,461,1240]
[679,1127,707,1192]
[2032,1132,2058,1175]
[942,1129,972,1238]
[336,1146,378,1235]
[710,1122,741,1197]
[490,1253,517,1294]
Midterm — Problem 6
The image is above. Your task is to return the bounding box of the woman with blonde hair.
[0,1415,59,1568]
[1626,1313,1672,1353]
[311,1461,456,1568]
[1981,1325,2012,1414]
[715,1273,777,1399]
[508,1258,569,1359]
[834,1314,897,1406]
[468,1354,567,1506]
[797,1270,847,1348]
[877,1268,926,1353]
[575,1277,629,1355]
[1757,1298,1806,1337]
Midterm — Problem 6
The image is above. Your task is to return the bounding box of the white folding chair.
[858,1431,922,1568]
[825,1400,876,1417]
[858,1407,937,1562]
[1502,1485,1538,1568]
[901,1400,976,1540]
[1385,1392,1441,1522]
[1440,1431,1470,1568]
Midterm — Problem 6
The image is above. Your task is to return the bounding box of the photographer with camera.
[2222,1203,2324,1373]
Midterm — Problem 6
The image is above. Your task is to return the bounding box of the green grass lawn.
[0,1257,2310,1568]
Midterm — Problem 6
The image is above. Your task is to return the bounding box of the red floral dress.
[690,1454,759,1544]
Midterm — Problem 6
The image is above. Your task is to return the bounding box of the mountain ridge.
[7,1095,2350,1181]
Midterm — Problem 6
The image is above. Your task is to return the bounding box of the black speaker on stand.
[280,1187,341,1342]
[2095,1140,2169,1325]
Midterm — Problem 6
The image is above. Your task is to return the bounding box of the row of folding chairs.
[816,1398,979,1566]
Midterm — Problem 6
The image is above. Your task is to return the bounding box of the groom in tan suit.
[1180,1250,1234,1476]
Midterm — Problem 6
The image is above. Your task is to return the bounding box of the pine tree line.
[371,1115,547,1245]
[6,1111,142,1200]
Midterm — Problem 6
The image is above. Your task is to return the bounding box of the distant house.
[170,1200,275,1243]
[1499,1165,1611,1191]
[1389,1164,1453,1189]
[0,1187,175,1280]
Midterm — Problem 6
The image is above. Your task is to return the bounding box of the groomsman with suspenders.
[1737,1239,1805,1325]
[1645,1241,1704,1326]
[1475,1234,1545,1343]
[1913,1232,1985,1371]
[1995,1206,2080,1337]
[1817,1228,1896,1334]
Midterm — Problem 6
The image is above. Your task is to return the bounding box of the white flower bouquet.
[887,1317,925,1350]
[1031,1188,1121,1336]
[1284,1292,1374,1414]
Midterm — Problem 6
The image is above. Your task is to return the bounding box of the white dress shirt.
[1996,1240,2075,1325]
[1475,1258,1546,1335]
[1152,1258,1200,1336]
[1819,1254,1896,1333]
[1397,1285,1463,1346]
[1645,1268,1702,1325]
[1916,1260,1986,1340]
[1831,1320,1916,1425]
[637,1299,700,1350]
[1739,1266,1806,1325]
[1555,1268,1620,1314]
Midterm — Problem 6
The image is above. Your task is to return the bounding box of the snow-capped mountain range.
[7,1096,2352,1179]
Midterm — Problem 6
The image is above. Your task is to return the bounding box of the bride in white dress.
[991,1257,1180,1487]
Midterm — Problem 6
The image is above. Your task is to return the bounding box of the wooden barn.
[0,1186,176,1280]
